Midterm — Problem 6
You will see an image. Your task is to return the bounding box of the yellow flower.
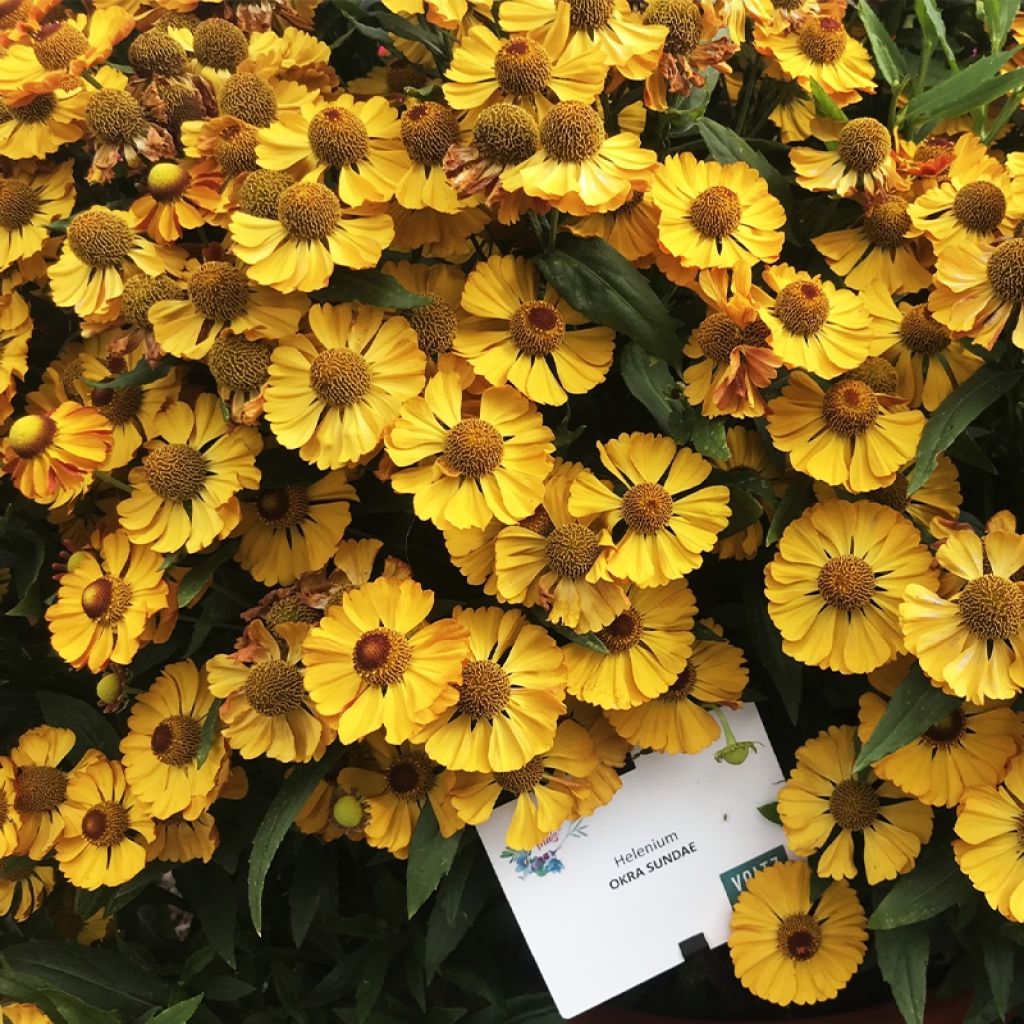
[859,682,1023,809]
[650,153,785,271]
[712,426,783,560]
[754,14,875,105]
[117,395,261,554]
[766,500,938,675]
[930,236,1024,351]
[415,606,566,772]
[302,577,469,744]
[443,20,606,118]
[0,857,56,923]
[768,89,816,142]
[0,758,22,858]
[767,369,925,493]
[129,158,223,245]
[394,101,476,215]
[865,285,984,412]
[682,265,781,418]
[120,660,227,820]
[265,302,424,469]
[568,188,660,263]
[728,860,867,1006]
[908,132,1024,253]
[238,472,356,586]
[148,257,307,361]
[450,719,598,850]
[9,725,79,859]
[778,724,932,884]
[206,621,333,763]
[790,116,902,197]
[758,263,876,379]
[444,519,503,596]
[256,94,409,206]
[499,0,668,79]
[145,812,219,864]
[606,619,747,753]
[954,753,1024,921]
[563,579,696,709]
[456,253,615,405]
[2,403,112,506]
[383,259,466,358]
[0,291,30,424]
[0,86,89,161]
[501,100,657,216]
[387,371,555,530]
[230,182,395,292]
[900,526,1024,702]
[1,1005,54,1024]
[48,207,184,318]
[494,460,628,634]
[55,755,155,891]
[0,159,74,273]
[812,193,929,294]
[567,431,731,587]
[46,530,169,673]
[337,735,462,859]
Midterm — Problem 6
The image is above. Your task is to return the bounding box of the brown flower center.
[958,574,1024,640]
[863,474,909,512]
[189,261,250,322]
[5,93,56,124]
[520,505,555,536]
[193,17,248,71]
[821,379,880,436]
[689,185,742,240]
[494,37,552,96]
[539,101,605,162]
[14,765,67,813]
[862,196,911,249]
[143,443,208,502]
[798,16,847,64]
[405,293,458,356]
[309,106,369,167]
[34,21,87,70]
[244,659,305,716]
[85,90,148,145]
[643,0,702,54]
[568,0,614,30]
[987,238,1024,305]
[256,486,310,529]
[353,628,413,689]
[81,801,130,847]
[220,72,277,127]
[238,169,294,218]
[597,607,644,652]
[456,660,512,718]
[495,755,545,794]
[661,662,697,702]
[923,709,967,748]
[0,178,39,230]
[777,913,823,962]
[207,334,273,391]
[122,274,182,327]
[693,313,741,363]
[829,777,880,830]
[213,121,259,176]
[91,382,142,426]
[442,418,505,477]
[385,750,434,800]
[843,357,898,395]
[545,522,600,578]
[401,102,461,166]
[509,300,565,356]
[899,306,950,355]
[277,181,340,241]
[472,102,540,164]
[953,180,1007,234]
[621,482,674,533]
[81,575,134,625]
[775,280,830,336]
[817,555,875,611]
[129,28,188,77]
[837,117,890,173]
[150,714,203,766]
[67,209,135,268]
[309,348,372,407]
[385,60,427,93]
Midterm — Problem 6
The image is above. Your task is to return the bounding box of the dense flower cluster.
[2,0,1024,1015]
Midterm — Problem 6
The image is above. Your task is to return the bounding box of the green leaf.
[535,236,680,362]
[807,79,848,122]
[721,488,762,539]
[868,845,972,929]
[541,617,609,654]
[875,924,929,1024]
[290,838,332,947]
[177,538,241,608]
[355,942,393,1024]
[619,343,682,434]
[148,996,204,1024]
[947,431,997,474]
[697,118,793,207]
[757,802,780,825]
[766,475,813,545]
[195,697,222,768]
[906,366,1023,495]
[408,803,461,918]
[176,864,237,968]
[425,859,489,981]
[983,935,1014,1020]
[853,663,960,772]
[0,970,121,1024]
[317,268,431,309]
[983,0,1018,53]
[248,747,343,934]
[36,691,120,758]
[903,52,1024,136]
[689,415,730,462]
[83,356,177,390]
[856,0,909,87]
[741,585,802,724]
[915,0,957,68]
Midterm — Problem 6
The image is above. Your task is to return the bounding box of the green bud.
[332,794,364,828]
[96,673,122,705]
[714,740,759,766]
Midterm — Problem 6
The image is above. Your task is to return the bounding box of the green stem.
[916,40,933,95]
[709,705,739,746]
[93,471,132,494]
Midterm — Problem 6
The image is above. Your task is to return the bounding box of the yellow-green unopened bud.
[332,794,364,828]
[96,673,122,705]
